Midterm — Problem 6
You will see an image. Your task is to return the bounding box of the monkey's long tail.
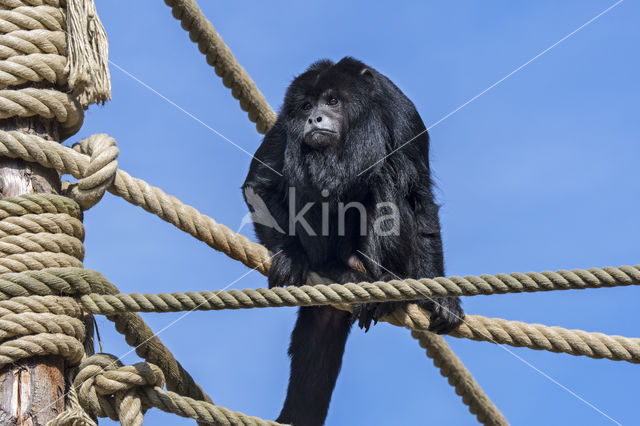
[277,306,352,426]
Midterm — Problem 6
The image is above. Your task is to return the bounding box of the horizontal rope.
[5,131,640,303]
[0,212,84,239]
[0,5,63,32]
[0,133,637,419]
[72,265,640,314]
[388,304,640,363]
[0,28,65,58]
[0,265,638,364]
[0,294,83,316]
[1,136,639,365]
[0,88,83,138]
[0,52,66,87]
[0,332,84,368]
[0,311,83,340]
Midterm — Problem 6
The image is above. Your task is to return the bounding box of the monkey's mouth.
[304,129,337,149]
[307,129,336,136]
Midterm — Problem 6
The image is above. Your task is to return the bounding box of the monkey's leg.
[276,306,352,426]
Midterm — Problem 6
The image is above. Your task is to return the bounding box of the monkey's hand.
[352,301,401,332]
[268,250,310,288]
[417,297,464,334]
[353,297,464,334]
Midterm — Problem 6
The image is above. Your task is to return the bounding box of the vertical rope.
[412,330,508,425]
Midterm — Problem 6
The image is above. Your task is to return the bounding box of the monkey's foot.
[351,302,400,332]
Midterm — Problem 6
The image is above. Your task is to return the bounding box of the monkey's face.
[300,92,345,150]
[281,58,387,197]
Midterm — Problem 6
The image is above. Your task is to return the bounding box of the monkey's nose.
[308,116,323,124]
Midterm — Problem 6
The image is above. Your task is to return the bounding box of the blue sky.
[83,1,638,425]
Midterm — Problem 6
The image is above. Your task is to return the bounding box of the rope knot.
[63,133,119,210]
[75,353,165,424]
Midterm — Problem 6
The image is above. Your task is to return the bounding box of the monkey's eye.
[327,98,339,106]
[302,102,312,111]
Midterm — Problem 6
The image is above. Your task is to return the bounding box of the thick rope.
[0,198,87,396]
[105,312,214,405]
[72,265,640,313]
[0,130,274,272]
[0,135,638,364]
[0,195,212,410]
[164,0,277,134]
[74,354,282,426]
[5,130,640,301]
[0,4,632,421]
[0,265,637,364]
[0,52,66,87]
[0,0,110,107]
[387,304,640,363]
[413,331,508,425]
[0,88,83,138]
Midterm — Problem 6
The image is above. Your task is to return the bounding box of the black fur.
[243,57,464,426]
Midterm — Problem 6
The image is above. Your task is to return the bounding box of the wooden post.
[0,117,70,424]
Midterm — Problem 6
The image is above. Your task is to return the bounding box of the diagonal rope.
[164,0,277,134]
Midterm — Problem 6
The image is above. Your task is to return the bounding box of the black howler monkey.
[243,57,463,426]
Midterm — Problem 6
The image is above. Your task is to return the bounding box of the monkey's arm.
[243,121,310,287]
[410,184,464,334]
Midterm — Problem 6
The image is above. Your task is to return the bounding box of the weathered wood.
[0,113,72,425]
[0,358,65,425]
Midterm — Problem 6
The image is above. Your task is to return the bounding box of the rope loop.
[63,133,119,209]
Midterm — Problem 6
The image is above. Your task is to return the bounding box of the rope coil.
[0,195,86,372]
[0,0,634,424]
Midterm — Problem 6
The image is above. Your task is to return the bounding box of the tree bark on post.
[0,117,69,424]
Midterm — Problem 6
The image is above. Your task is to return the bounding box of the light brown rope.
[1,134,638,365]
[72,265,640,313]
[74,354,283,426]
[164,0,277,134]
[413,331,508,425]
[0,195,212,411]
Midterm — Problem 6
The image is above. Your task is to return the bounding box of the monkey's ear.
[360,68,374,78]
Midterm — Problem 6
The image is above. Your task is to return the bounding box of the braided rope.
[1,134,639,365]
[0,212,85,238]
[164,0,277,134]
[65,133,119,209]
[0,0,62,9]
[0,52,66,87]
[0,265,637,364]
[0,0,109,146]
[0,332,84,366]
[0,193,86,374]
[413,331,508,425]
[0,88,83,137]
[0,294,83,316]
[72,265,640,313]
[0,130,273,273]
[0,29,66,58]
[0,311,83,340]
[0,195,212,411]
[0,6,64,32]
[385,304,640,363]
[0,2,632,422]
[74,354,282,426]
